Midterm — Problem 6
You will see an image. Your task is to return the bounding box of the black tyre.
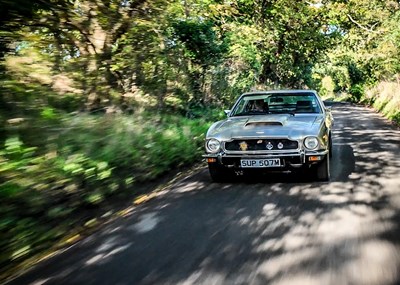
[208,164,230,182]
[329,134,333,158]
[316,155,330,181]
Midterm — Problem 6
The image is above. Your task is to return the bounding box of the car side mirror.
[224,110,231,116]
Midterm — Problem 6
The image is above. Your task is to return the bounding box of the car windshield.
[230,92,322,116]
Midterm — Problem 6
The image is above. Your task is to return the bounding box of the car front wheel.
[315,155,330,181]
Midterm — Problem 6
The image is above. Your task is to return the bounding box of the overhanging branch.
[347,14,382,34]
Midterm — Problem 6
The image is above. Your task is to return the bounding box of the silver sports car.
[203,90,334,181]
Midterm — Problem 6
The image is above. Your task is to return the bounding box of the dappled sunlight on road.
[129,212,161,234]
[141,103,400,285]
[175,181,209,193]
[8,103,400,285]
[85,243,131,266]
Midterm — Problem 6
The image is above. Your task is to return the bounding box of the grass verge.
[0,110,219,281]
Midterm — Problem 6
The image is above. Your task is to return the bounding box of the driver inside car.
[251,99,268,112]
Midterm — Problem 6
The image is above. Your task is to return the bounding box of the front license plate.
[240,159,281,168]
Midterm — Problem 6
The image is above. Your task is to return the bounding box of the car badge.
[257,140,263,144]
[239,141,248,151]
[266,141,274,150]
[277,142,284,149]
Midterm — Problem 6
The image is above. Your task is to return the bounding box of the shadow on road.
[8,104,400,285]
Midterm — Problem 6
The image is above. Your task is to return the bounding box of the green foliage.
[0,111,213,273]
[3,0,400,277]
[252,0,338,87]
[364,81,400,124]
[172,19,227,66]
[349,84,364,102]
[40,107,56,120]
[347,62,365,85]
[59,113,210,181]
[392,111,400,125]
[0,0,71,58]
[308,2,400,125]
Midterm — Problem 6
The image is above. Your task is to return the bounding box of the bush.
[0,111,214,276]
[364,80,400,124]
[349,84,364,102]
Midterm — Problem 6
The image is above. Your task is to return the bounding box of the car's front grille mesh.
[224,139,298,151]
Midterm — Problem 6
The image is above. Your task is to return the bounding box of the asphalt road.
[7,103,400,285]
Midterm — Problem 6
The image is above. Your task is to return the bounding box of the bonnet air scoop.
[238,114,289,129]
[245,121,283,127]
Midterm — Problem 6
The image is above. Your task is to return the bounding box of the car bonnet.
[207,114,324,140]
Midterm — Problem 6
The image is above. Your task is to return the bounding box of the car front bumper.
[203,149,329,170]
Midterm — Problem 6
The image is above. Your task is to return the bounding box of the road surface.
[7,103,400,285]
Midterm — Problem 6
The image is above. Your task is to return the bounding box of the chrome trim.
[203,153,301,158]
[217,152,224,164]
[305,150,329,155]
[227,136,296,140]
[222,138,300,153]
[223,150,300,155]
[203,149,328,159]
[288,163,303,168]
[300,149,305,163]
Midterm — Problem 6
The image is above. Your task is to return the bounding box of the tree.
[0,0,71,62]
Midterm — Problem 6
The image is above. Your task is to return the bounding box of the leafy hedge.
[363,81,400,125]
[0,111,217,276]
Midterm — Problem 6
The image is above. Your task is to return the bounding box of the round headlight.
[206,139,221,153]
[304,137,319,150]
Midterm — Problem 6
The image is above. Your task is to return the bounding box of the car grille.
[224,139,298,151]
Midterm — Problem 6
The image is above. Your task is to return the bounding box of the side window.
[232,99,249,115]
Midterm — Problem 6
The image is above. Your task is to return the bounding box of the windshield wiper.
[233,111,268,116]
[269,110,295,116]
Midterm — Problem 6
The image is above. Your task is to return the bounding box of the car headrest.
[296,100,313,107]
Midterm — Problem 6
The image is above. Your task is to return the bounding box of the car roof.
[242,90,317,96]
